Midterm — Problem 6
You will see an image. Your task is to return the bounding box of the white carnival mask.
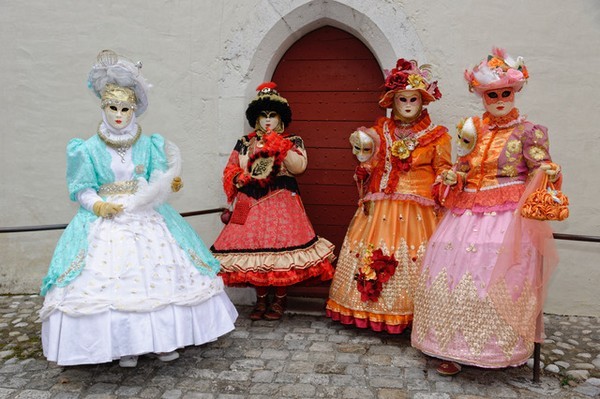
[257,111,282,133]
[103,103,135,130]
[350,129,375,162]
[456,117,477,157]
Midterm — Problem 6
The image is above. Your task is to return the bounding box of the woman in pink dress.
[411,48,563,375]
[212,83,335,321]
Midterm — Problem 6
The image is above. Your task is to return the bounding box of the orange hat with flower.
[464,47,529,96]
[379,58,442,108]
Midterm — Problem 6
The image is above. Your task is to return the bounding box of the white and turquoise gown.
[40,121,238,366]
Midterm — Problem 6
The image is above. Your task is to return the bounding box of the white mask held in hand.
[456,118,477,157]
[350,128,375,162]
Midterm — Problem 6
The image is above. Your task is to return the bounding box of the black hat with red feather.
[245,82,292,128]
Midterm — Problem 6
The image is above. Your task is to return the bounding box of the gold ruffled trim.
[413,267,537,361]
[326,299,413,326]
[215,237,335,273]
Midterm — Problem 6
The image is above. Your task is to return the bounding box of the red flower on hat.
[395,58,414,71]
[384,72,409,91]
[379,58,441,106]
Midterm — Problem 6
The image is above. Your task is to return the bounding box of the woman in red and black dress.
[212,83,335,320]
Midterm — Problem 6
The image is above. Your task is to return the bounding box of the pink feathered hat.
[465,47,529,96]
[379,58,442,108]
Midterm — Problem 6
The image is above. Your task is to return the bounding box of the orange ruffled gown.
[326,111,451,333]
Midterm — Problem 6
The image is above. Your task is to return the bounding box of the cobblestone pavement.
[0,295,599,399]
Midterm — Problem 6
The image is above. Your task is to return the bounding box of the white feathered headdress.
[88,49,151,116]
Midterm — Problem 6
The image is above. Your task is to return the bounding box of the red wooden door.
[272,26,384,279]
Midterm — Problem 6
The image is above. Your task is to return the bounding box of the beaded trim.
[97,123,142,162]
[100,99,137,111]
[98,180,139,196]
[379,122,394,191]
[188,249,215,275]
[463,180,524,193]
[97,123,142,148]
[56,249,86,285]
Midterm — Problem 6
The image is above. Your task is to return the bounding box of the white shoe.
[119,355,138,368]
[154,351,179,362]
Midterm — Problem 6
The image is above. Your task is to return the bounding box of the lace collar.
[391,109,434,140]
[483,108,524,129]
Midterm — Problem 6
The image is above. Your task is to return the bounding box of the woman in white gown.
[39,50,238,367]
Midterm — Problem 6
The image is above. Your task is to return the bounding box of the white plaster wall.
[1,0,598,316]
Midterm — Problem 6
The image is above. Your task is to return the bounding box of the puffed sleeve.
[283,136,308,175]
[521,123,563,187]
[432,130,452,177]
[223,139,245,203]
[66,139,99,202]
[522,124,552,169]
[148,134,169,177]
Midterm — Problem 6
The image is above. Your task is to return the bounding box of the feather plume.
[126,140,182,212]
[492,47,507,59]
[473,64,498,85]
[505,54,525,70]
[464,69,474,83]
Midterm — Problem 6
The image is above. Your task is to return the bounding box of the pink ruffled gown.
[411,109,561,368]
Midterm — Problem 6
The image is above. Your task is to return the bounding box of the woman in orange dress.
[326,59,452,333]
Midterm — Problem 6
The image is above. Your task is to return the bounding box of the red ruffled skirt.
[212,190,335,287]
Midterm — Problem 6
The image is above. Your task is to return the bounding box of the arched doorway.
[272,26,385,296]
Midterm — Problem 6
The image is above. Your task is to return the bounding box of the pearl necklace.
[97,123,142,163]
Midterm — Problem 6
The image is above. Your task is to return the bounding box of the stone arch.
[218,0,425,150]
[245,1,425,98]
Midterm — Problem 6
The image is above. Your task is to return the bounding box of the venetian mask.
[393,90,423,123]
[257,111,282,133]
[483,88,515,117]
[456,117,477,157]
[103,103,135,130]
[349,129,374,162]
